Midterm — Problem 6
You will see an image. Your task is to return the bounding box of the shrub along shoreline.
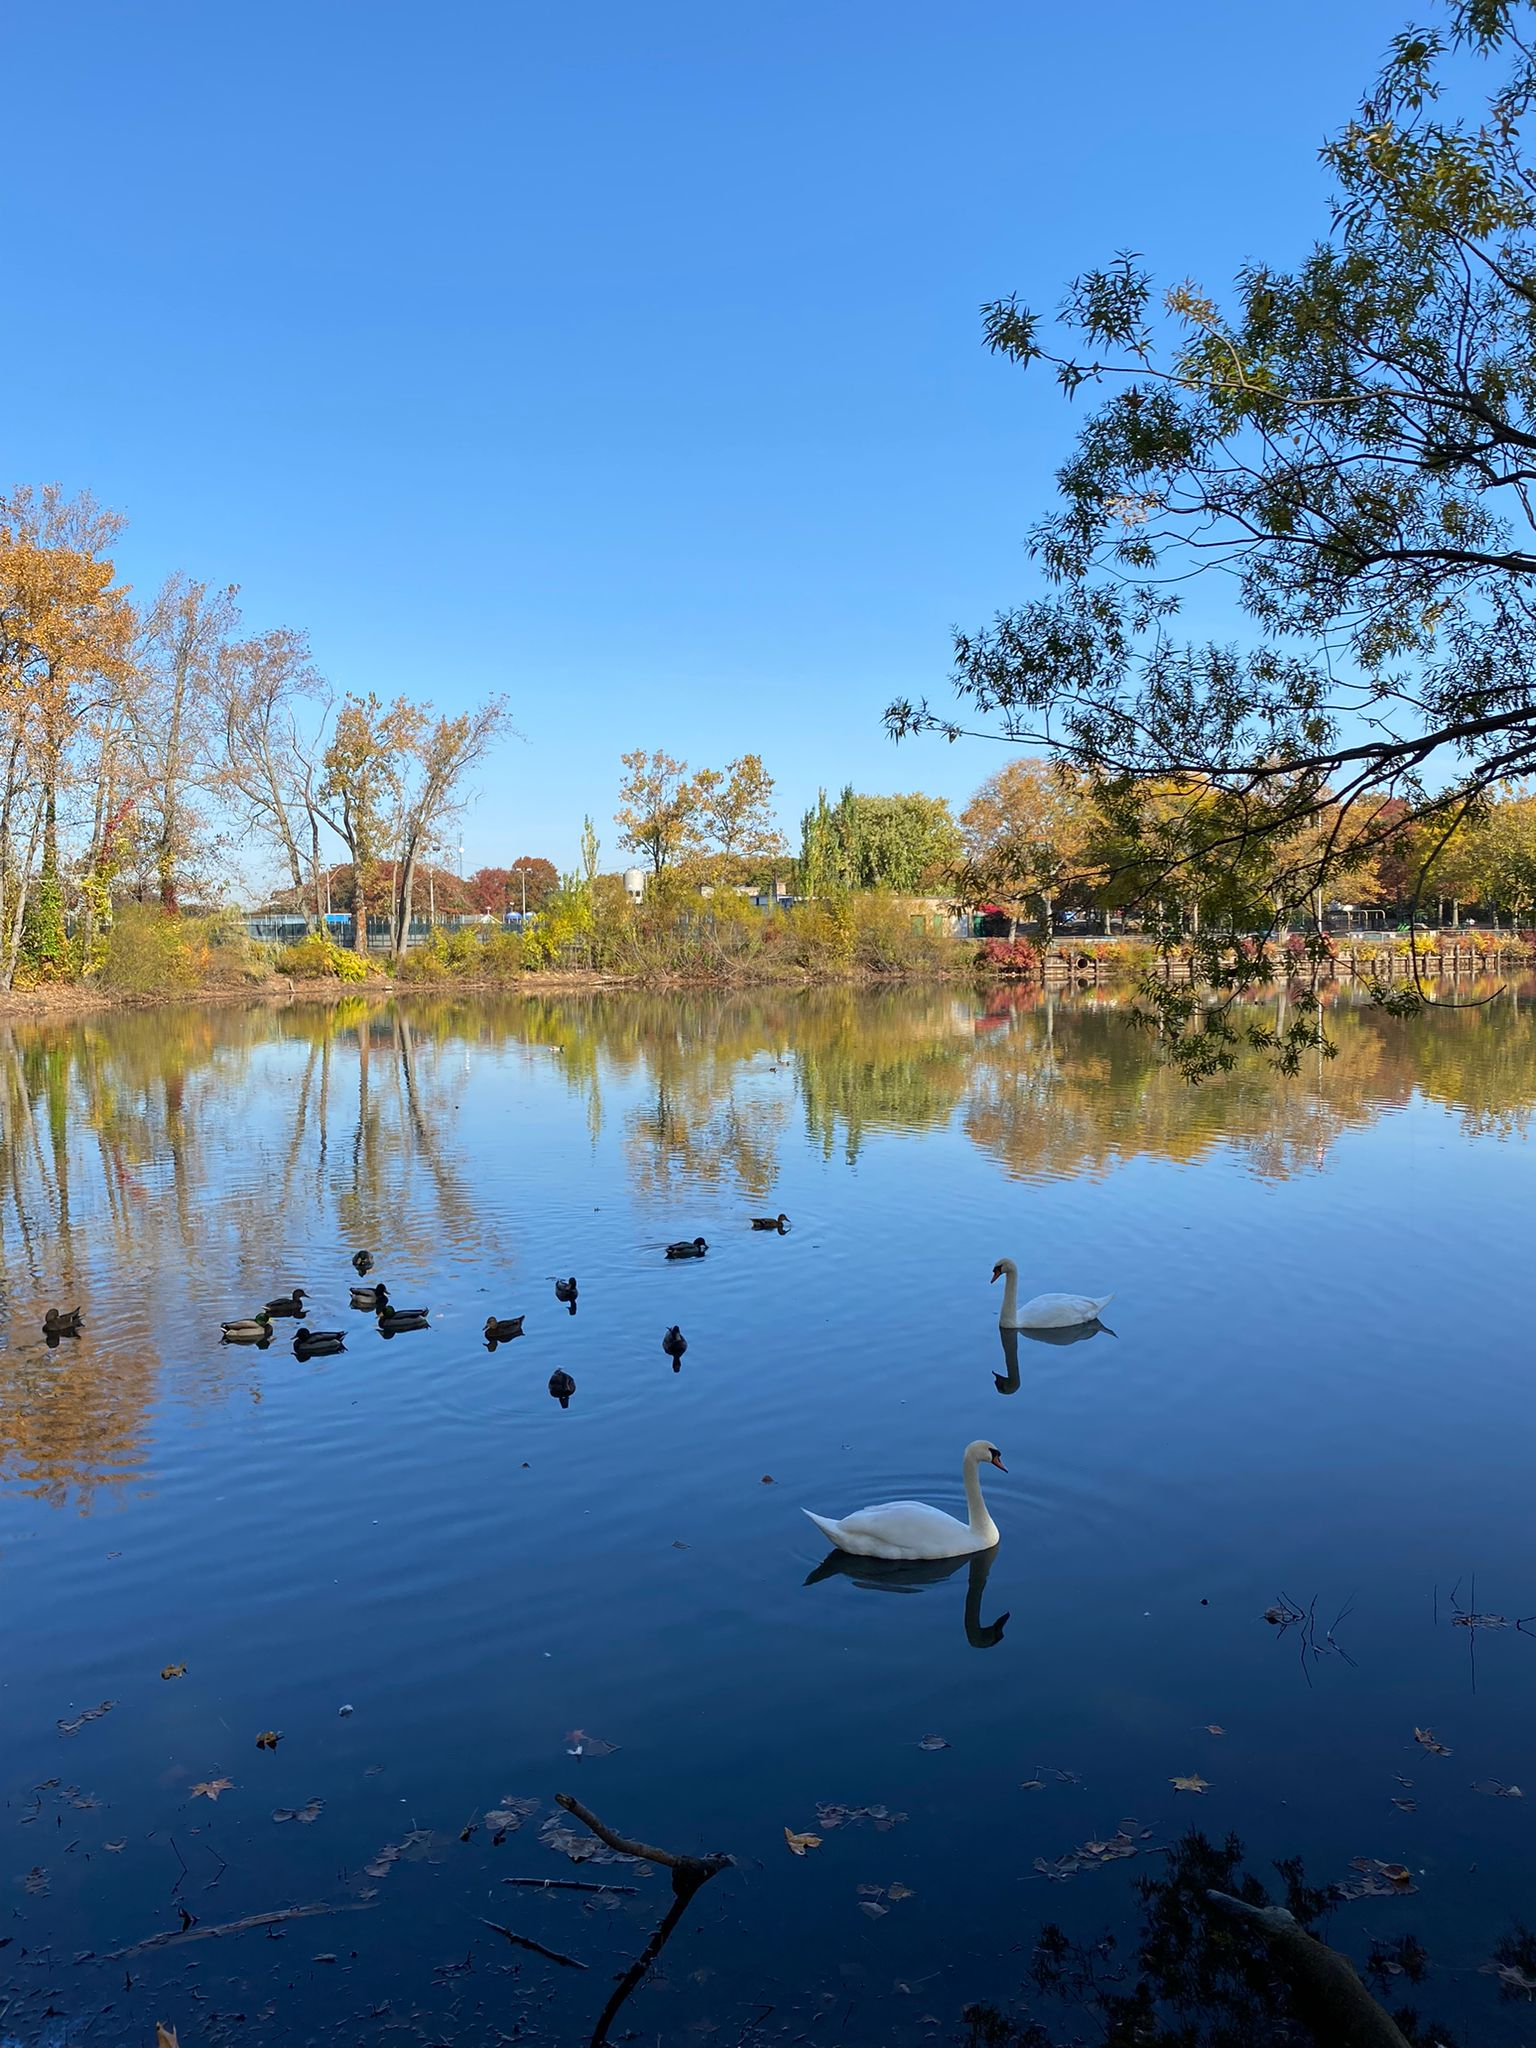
[2,901,1531,1020]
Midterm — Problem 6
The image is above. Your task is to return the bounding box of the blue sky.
[6,0,1415,877]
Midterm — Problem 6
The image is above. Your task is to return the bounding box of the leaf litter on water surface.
[1334,1858,1418,1902]
[1034,1822,1150,1883]
[1475,1780,1525,1798]
[1170,1775,1209,1794]
[57,1700,116,1736]
[190,1778,234,1801]
[1413,1726,1452,1756]
[917,1734,950,1752]
[784,1828,823,1857]
[272,1799,323,1824]
[815,1802,907,1832]
[485,1796,540,1841]
[563,1729,619,1759]
[103,1839,127,1853]
[160,1663,187,1681]
[255,1730,281,1751]
[540,1813,647,1870]
[362,1828,432,1879]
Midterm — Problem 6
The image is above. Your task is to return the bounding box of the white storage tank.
[622,866,645,902]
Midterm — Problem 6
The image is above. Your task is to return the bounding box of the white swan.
[992,1256,1111,1331]
[803,1440,1005,1560]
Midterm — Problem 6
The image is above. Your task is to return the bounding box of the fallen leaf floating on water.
[255,1730,281,1751]
[917,1734,950,1752]
[1413,1726,1452,1756]
[886,1881,915,1901]
[859,1899,889,1918]
[485,1797,539,1842]
[1034,1822,1150,1883]
[539,1814,645,1868]
[815,1803,907,1832]
[57,1700,116,1737]
[1334,1858,1419,1903]
[272,1799,323,1825]
[24,1867,49,1896]
[67,1786,101,1810]
[784,1828,823,1856]
[1392,1797,1417,1813]
[156,2028,180,2048]
[160,1664,187,1681]
[1170,1775,1209,1794]
[1453,1611,1509,1629]
[1484,1960,1536,1994]
[190,1778,234,1801]
[760,1475,775,1485]
[1204,1724,1226,1736]
[563,1729,619,1759]
[103,1839,127,1853]
[1474,1780,1525,1798]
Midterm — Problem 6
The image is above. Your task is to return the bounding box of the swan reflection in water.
[803,1543,1010,1649]
[993,1318,1114,1394]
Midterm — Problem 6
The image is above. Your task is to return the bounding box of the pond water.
[2,982,1536,2047]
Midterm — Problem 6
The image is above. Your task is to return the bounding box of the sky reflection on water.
[2,982,1535,2045]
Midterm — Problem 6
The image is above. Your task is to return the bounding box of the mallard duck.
[352,1250,374,1275]
[350,1282,389,1311]
[554,1276,578,1304]
[221,1312,273,1343]
[377,1306,429,1335]
[548,1368,576,1408]
[485,1314,525,1342]
[42,1307,83,1336]
[662,1325,687,1368]
[665,1237,709,1260]
[750,1213,790,1232]
[293,1327,346,1355]
[265,1289,308,1318]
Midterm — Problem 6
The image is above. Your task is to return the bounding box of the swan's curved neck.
[963,1452,1000,1546]
[998,1265,1019,1323]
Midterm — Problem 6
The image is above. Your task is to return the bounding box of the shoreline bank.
[3,941,1532,1022]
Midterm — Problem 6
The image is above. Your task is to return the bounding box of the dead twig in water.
[551,1791,733,2048]
[102,1900,376,1961]
[501,1876,637,1895]
[480,1919,587,1969]
[554,1792,731,1886]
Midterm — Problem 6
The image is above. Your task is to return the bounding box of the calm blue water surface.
[2,984,1534,2045]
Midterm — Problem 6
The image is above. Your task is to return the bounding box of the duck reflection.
[993,1319,1113,1393]
[804,1542,1010,1649]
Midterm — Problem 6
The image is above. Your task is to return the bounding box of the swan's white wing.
[1013,1290,1111,1329]
[803,1500,978,1560]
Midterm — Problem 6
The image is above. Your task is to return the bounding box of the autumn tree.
[1471,784,1536,927]
[960,758,1102,939]
[131,574,238,911]
[511,856,559,912]
[0,486,135,985]
[318,694,411,953]
[215,626,330,928]
[388,696,515,954]
[691,754,787,877]
[615,749,700,873]
[885,3,1536,1055]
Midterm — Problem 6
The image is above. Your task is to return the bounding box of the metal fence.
[243,913,507,951]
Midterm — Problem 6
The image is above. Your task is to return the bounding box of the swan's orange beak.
[990,1267,1001,1284]
[990,1451,1007,1471]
